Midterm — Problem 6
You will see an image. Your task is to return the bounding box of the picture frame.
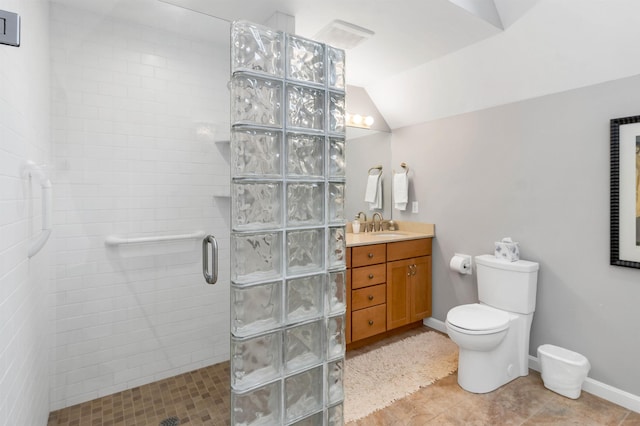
[610,114,640,269]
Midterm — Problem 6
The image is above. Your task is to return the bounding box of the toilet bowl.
[446,255,539,393]
[446,304,509,351]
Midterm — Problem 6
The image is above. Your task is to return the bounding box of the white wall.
[49,4,231,410]
[0,0,51,424]
[392,73,640,397]
[369,0,640,129]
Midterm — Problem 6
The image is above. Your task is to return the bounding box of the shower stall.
[48,0,231,411]
[2,1,346,424]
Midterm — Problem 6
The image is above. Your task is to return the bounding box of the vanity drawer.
[352,284,386,310]
[387,238,432,261]
[352,304,386,341]
[351,244,386,267]
[351,263,386,289]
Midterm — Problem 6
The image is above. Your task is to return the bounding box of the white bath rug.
[344,331,458,423]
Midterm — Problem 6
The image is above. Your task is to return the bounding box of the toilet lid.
[447,304,509,332]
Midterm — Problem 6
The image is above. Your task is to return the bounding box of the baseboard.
[528,355,640,413]
[423,317,447,333]
[424,318,639,413]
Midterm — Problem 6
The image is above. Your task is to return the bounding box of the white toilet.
[446,254,539,393]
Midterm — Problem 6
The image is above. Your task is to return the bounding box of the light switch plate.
[0,10,20,47]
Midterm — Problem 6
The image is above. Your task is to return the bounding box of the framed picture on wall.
[610,114,640,269]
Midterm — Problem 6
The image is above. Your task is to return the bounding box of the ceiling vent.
[313,19,374,50]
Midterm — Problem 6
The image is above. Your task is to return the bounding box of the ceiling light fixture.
[313,19,374,50]
[345,112,375,129]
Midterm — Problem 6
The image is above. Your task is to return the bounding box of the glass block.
[287,35,325,85]
[232,232,282,284]
[232,21,284,77]
[231,127,282,178]
[328,92,345,134]
[328,138,345,178]
[327,315,345,360]
[328,227,346,269]
[327,271,346,314]
[328,403,344,426]
[285,366,323,422]
[231,75,283,127]
[231,281,283,337]
[328,183,345,224]
[232,181,282,231]
[287,229,324,275]
[290,411,324,426]
[327,359,344,404]
[232,380,282,426]
[286,274,324,324]
[287,183,324,227]
[231,331,282,391]
[286,133,324,178]
[285,320,323,372]
[327,46,345,90]
[287,84,324,131]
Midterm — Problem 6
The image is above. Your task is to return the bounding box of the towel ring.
[368,165,383,175]
[400,162,409,174]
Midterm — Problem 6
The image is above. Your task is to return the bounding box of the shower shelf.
[105,231,205,246]
[212,188,230,198]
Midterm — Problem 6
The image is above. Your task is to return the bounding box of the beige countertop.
[346,222,435,247]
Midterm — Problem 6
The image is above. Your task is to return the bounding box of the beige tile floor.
[349,370,640,425]
[49,326,639,425]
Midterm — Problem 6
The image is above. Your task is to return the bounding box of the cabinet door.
[346,268,352,344]
[386,258,413,330]
[410,255,432,321]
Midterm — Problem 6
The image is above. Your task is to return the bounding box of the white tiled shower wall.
[49,5,231,410]
[0,0,51,424]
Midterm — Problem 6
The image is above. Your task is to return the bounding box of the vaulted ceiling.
[51,0,539,88]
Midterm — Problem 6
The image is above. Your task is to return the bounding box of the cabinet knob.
[368,295,374,301]
[368,273,374,279]
[368,253,374,258]
[368,320,374,326]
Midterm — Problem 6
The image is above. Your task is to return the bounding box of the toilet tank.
[475,254,539,314]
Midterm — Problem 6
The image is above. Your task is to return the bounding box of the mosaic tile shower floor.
[47,362,231,426]
[48,327,639,425]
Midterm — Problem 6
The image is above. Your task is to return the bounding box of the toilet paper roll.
[450,254,471,274]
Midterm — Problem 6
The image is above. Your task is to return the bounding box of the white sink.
[370,232,410,238]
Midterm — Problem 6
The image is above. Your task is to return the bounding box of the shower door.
[48,0,231,411]
[228,21,347,425]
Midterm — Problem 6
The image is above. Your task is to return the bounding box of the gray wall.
[345,131,392,221]
[392,73,640,396]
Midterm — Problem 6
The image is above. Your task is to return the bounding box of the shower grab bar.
[23,161,52,258]
[202,235,218,285]
[105,230,205,246]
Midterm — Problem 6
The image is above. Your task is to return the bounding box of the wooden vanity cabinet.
[346,247,351,344]
[386,239,432,330]
[348,244,387,342]
[346,238,432,346]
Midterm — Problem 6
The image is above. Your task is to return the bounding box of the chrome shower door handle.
[202,235,218,285]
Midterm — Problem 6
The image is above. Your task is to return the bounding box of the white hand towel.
[369,176,382,210]
[364,174,380,203]
[393,172,408,211]
[364,173,382,211]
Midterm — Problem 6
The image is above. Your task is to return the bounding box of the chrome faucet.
[372,212,383,232]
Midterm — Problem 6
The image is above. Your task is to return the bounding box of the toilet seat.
[447,304,509,334]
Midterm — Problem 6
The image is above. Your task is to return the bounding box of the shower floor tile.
[47,361,231,426]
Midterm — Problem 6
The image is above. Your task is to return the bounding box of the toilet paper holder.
[450,253,472,275]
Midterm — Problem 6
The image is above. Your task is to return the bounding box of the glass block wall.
[229,21,347,425]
